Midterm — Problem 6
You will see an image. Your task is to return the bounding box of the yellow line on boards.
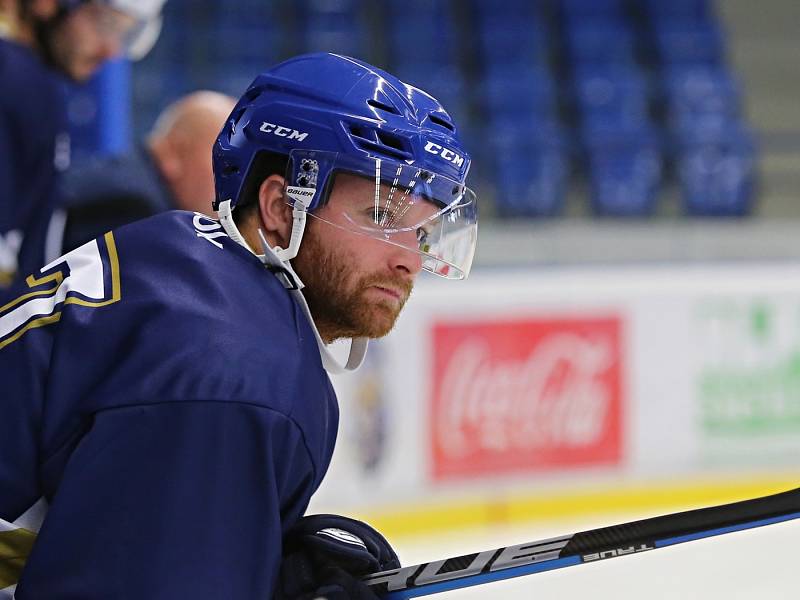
[356,475,800,540]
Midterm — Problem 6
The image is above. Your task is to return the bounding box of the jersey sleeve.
[17,401,317,599]
[0,325,50,521]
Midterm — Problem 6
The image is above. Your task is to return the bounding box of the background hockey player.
[0,0,165,295]
[0,52,478,598]
[59,90,236,253]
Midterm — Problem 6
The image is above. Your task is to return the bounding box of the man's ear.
[257,174,292,248]
[153,138,181,184]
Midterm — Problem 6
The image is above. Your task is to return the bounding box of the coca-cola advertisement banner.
[431,316,624,480]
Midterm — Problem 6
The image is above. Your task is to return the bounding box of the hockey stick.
[363,486,800,598]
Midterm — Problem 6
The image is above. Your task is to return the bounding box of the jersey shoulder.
[1,210,300,379]
[78,211,325,404]
[111,210,265,291]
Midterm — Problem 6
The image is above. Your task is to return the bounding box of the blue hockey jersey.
[0,211,339,598]
[0,38,68,295]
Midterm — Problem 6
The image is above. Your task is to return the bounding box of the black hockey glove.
[274,514,400,600]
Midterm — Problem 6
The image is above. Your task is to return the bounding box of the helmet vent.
[228,107,247,134]
[349,124,371,139]
[375,131,408,153]
[347,123,413,161]
[426,113,455,132]
[367,98,401,115]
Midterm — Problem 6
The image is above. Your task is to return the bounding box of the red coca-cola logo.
[431,317,623,480]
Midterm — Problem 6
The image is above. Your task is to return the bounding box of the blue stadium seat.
[138,63,190,101]
[573,65,649,124]
[495,150,569,217]
[560,0,626,21]
[589,145,662,216]
[565,22,637,65]
[663,66,741,122]
[471,0,544,20]
[211,26,282,66]
[384,0,451,33]
[489,114,568,153]
[303,32,364,57]
[302,24,365,56]
[580,112,661,154]
[385,0,444,15]
[213,67,261,97]
[670,111,749,150]
[678,132,756,216]
[388,20,458,65]
[488,113,569,218]
[298,0,364,56]
[653,22,725,65]
[386,0,456,65]
[641,0,713,22]
[306,0,360,12]
[477,20,550,66]
[212,0,276,25]
[483,66,558,116]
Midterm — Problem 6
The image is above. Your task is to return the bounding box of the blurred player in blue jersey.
[60,90,236,254]
[0,0,165,295]
[0,52,478,598]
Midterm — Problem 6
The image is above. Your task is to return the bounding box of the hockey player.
[0,0,165,295]
[0,53,478,598]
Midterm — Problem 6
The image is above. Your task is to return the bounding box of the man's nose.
[388,240,423,276]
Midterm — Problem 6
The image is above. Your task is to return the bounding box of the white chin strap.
[217,199,368,374]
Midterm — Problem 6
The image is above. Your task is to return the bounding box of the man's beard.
[292,224,413,343]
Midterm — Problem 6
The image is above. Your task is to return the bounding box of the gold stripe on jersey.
[0,232,121,350]
[0,527,36,589]
[0,272,63,315]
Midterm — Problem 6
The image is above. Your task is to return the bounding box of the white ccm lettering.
[424,141,465,167]
[259,122,309,141]
[193,213,227,249]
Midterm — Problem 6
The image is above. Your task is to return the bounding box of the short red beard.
[292,224,413,343]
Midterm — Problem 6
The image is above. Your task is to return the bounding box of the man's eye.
[416,227,429,245]
[372,208,395,224]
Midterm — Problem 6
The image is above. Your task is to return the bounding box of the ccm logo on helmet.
[424,141,465,167]
[260,122,309,142]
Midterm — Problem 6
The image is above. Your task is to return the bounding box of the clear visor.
[284,150,478,280]
[123,15,162,60]
[90,2,163,60]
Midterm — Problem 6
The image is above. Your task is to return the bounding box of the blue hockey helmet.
[213,53,478,280]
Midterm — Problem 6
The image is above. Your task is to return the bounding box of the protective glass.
[88,1,162,60]
[285,150,478,279]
